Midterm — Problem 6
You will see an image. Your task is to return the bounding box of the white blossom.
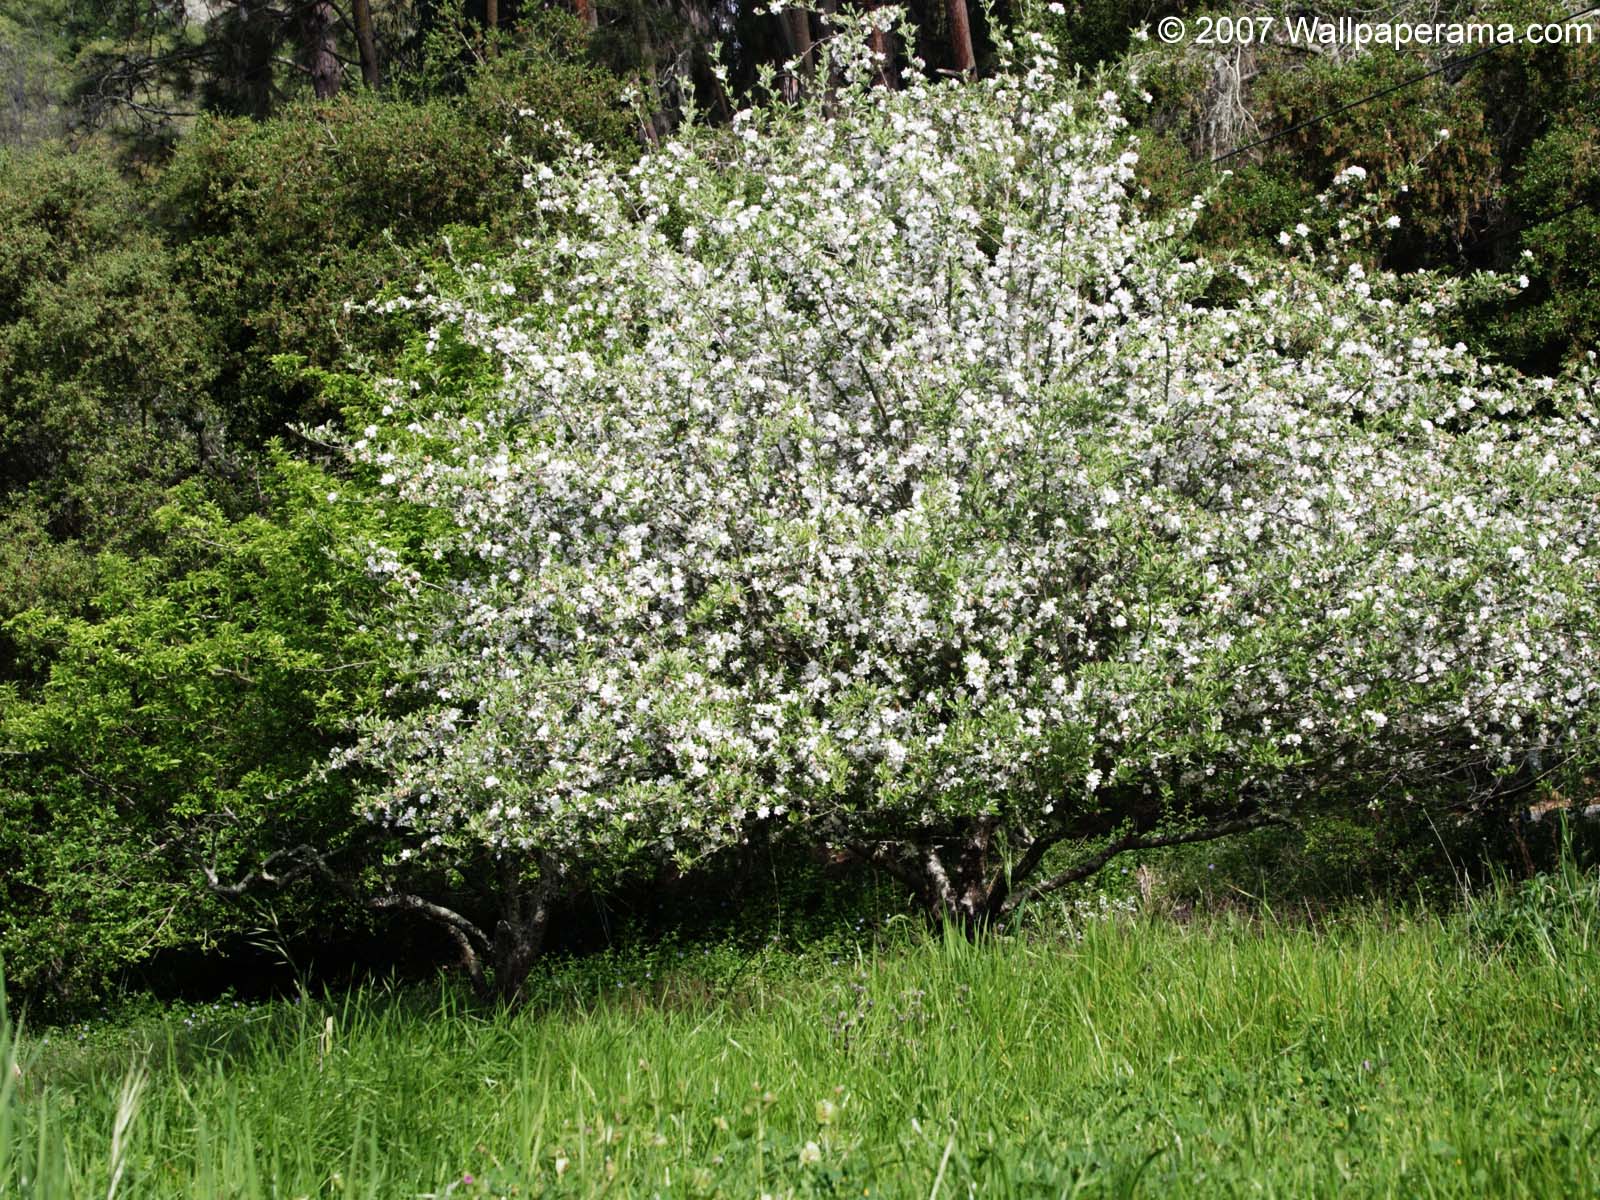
[322,18,1600,919]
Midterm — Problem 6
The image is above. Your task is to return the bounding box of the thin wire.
[1200,2,1600,170]
[1484,193,1597,250]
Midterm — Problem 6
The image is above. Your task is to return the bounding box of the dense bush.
[1120,0,1599,369]
[0,147,215,534]
[0,450,417,1008]
[1466,121,1600,371]
[0,26,635,1009]
[157,19,629,445]
[0,145,218,690]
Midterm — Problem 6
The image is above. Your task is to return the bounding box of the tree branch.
[1001,811,1283,915]
[836,841,926,894]
[983,826,1065,917]
[206,846,494,997]
[203,844,354,899]
[371,892,492,996]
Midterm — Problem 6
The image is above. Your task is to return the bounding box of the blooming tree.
[311,17,1599,992]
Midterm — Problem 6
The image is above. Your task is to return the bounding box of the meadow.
[5,861,1598,1199]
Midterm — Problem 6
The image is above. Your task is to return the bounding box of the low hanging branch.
[998,810,1286,916]
[204,845,496,999]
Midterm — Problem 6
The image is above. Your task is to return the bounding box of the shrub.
[233,17,1600,1003]
[156,31,628,446]
[1119,0,1598,369]
[0,144,218,697]
[0,145,215,552]
[0,452,409,1010]
[1464,122,1600,372]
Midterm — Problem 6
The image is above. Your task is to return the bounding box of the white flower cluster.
[331,21,1600,902]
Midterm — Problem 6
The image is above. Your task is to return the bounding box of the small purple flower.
[462,1172,475,1186]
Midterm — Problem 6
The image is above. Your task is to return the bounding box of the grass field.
[4,869,1599,1199]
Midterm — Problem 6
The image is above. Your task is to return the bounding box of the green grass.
[5,882,1600,1199]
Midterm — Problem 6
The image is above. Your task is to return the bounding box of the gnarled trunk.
[836,807,1283,933]
[205,844,559,1007]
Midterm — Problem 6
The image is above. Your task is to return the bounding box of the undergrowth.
[5,856,1600,1198]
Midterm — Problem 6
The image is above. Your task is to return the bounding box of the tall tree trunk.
[300,0,340,99]
[776,7,814,100]
[574,0,598,30]
[352,0,381,88]
[946,0,975,74]
[485,0,499,55]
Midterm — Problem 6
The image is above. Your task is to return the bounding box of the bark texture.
[299,0,340,99]
[945,0,975,74]
[352,0,380,88]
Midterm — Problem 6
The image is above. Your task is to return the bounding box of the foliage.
[2,0,1599,1014]
[7,908,1600,1196]
[0,27,631,1010]
[0,144,217,685]
[1465,121,1600,371]
[1116,0,1600,368]
[0,146,215,535]
[154,35,628,445]
[0,452,408,1010]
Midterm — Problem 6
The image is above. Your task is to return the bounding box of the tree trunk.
[631,0,667,145]
[946,0,975,75]
[352,0,381,88]
[777,7,814,99]
[485,0,499,55]
[491,862,554,1005]
[574,0,598,30]
[300,0,340,99]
